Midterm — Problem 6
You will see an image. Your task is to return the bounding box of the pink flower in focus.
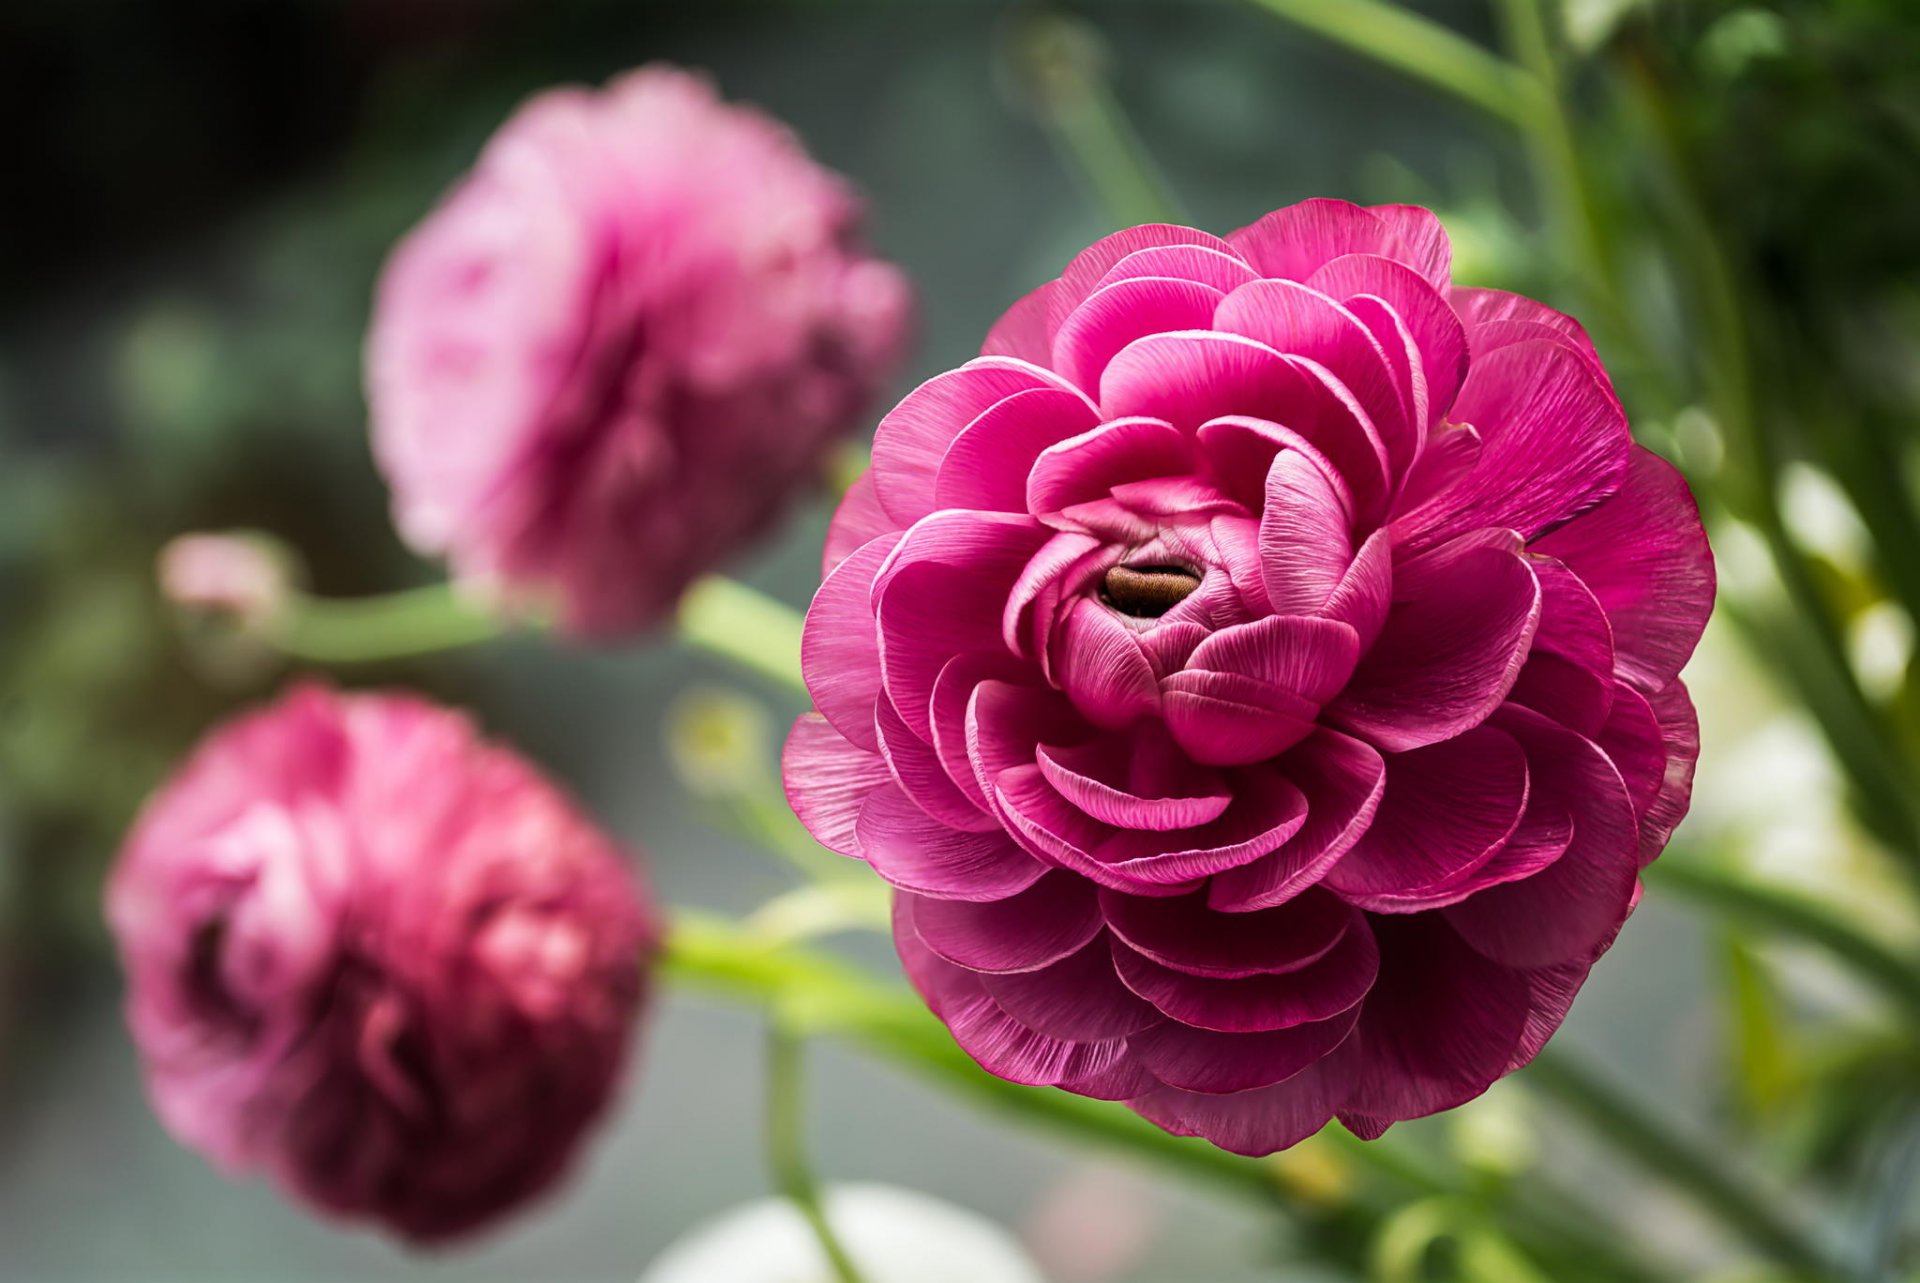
[786,201,1713,1153]
[107,684,658,1240]
[367,66,912,638]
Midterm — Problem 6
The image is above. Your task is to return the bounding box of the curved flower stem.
[1524,1048,1833,1279]
[675,577,808,692]
[663,911,1279,1201]
[665,913,1707,1281]
[1002,10,1182,227]
[1649,860,1920,1026]
[766,1022,868,1283]
[267,581,505,664]
[1244,0,1545,127]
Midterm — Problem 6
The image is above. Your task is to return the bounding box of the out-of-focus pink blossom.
[158,532,291,628]
[367,65,912,638]
[107,683,658,1241]
[786,201,1713,1154]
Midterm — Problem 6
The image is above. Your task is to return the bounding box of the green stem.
[1245,0,1545,127]
[663,914,1715,1281]
[1650,860,1920,1026]
[1617,45,1920,877]
[1493,0,1616,311]
[1005,12,1182,226]
[676,576,808,693]
[1524,1048,1833,1279]
[268,581,504,664]
[766,1024,867,1283]
[662,911,1278,1201]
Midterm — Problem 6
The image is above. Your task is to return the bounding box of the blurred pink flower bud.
[158,532,291,628]
[107,683,659,1242]
[367,65,913,638]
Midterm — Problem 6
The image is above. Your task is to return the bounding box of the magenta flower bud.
[785,202,1713,1154]
[366,65,912,639]
[107,683,659,1241]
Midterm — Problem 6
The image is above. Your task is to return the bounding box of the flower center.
[1101,563,1201,619]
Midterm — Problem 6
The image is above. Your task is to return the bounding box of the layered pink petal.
[1102,883,1356,979]
[783,713,893,857]
[871,359,1077,524]
[801,533,901,752]
[902,872,1103,974]
[1402,340,1630,547]
[1330,538,1541,751]
[1532,446,1714,693]
[1442,706,1641,967]
[1336,913,1531,1133]
[934,386,1102,512]
[1228,199,1450,288]
[1055,277,1226,395]
[857,782,1048,901]
[1113,915,1377,1033]
[1321,725,1528,901]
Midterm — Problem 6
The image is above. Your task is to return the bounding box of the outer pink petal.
[1127,1005,1360,1094]
[1113,916,1377,1033]
[981,281,1055,364]
[1335,912,1531,1133]
[1531,446,1714,694]
[1442,706,1641,967]
[870,358,1077,525]
[934,386,1101,513]
[1054,276,1226,395]
[1047,225,1243,337]
[855,782,1047,901]
[1091,244,1261,296]
[1226,198,1449,287]
[822,473,896,577]
[1401,339,1631,548]
[1451,286,1600,366]
[980,936,1161,1041]
[1129,1035,1358,1157]
[783,712,893,857]
[901,872,1103,974]
[899,922,1137,1088]
[801,532,900,752]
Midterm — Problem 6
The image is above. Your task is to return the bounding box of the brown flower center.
[1101,564,1201,619]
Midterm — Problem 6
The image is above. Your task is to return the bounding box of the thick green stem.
[662,911,1279,1201]
[267,581,504,664]
[1246,0,1545,126]
[766,1025,867,1283]
[1524,1049,1833,1279]
[1650,860,1920,1026]
[676,576,808,693]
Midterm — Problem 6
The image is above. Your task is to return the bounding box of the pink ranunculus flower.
[107,683,658,1240]
[367,65,912,639]
[786,201,1713,1154]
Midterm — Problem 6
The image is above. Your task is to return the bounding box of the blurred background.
[5,1,1920,1280]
